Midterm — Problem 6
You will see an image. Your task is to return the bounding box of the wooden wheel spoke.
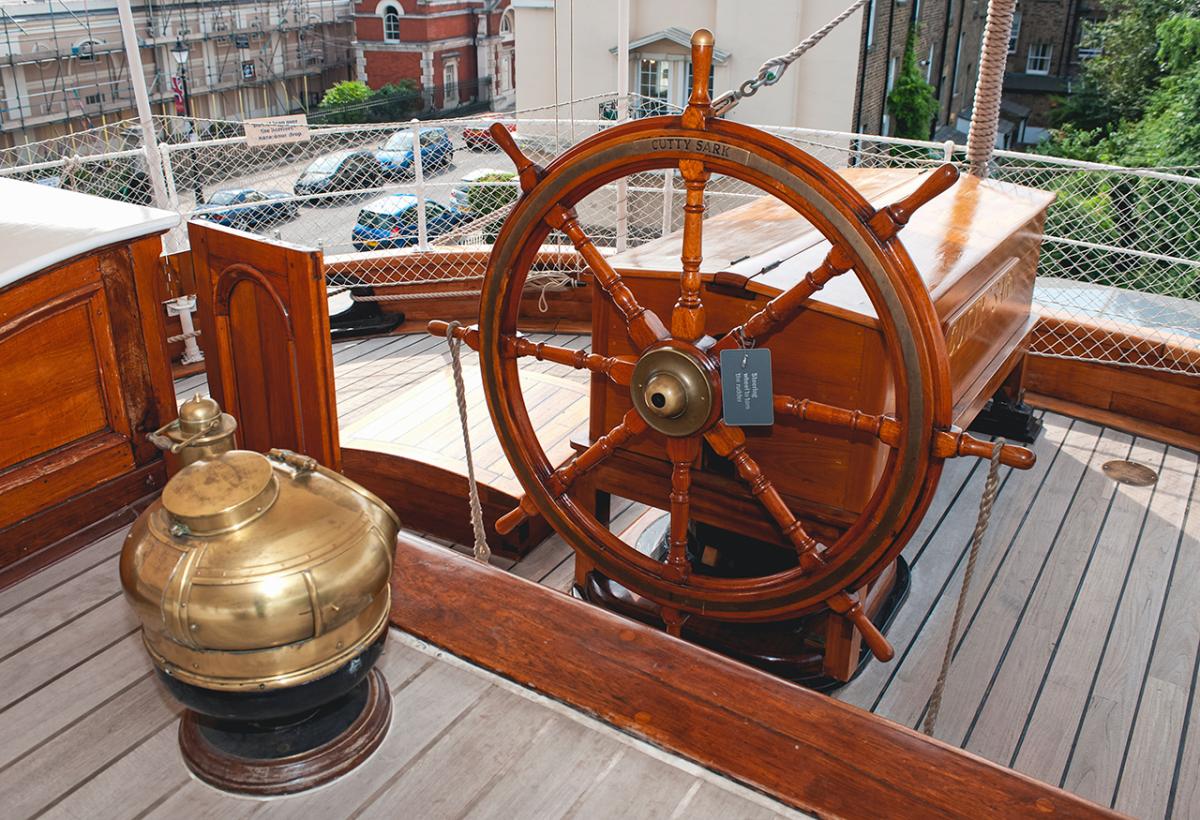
[712,243,855,353]
[773,394,1034,469]
[673,160,710,342]
[503,335,635,386]
[545,204,668,351]
[496,409,648,535]
[664,437,701,581]
[703,422,824,571]
[867,164,959,241]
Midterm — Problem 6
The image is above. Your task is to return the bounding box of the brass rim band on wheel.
[480,121,948,618]
[431,30,1035,660]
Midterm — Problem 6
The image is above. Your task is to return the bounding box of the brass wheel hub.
[630,346,715,436]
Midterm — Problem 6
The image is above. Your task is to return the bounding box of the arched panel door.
[189,222,340,470]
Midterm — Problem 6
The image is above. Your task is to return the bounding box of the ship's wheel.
[432,31,1033,661]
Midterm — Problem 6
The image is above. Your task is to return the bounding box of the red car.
[462,121,516,151]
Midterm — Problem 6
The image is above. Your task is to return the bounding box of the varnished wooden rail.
[390,533,1119,820]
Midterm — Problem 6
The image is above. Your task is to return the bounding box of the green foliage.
[368,81,423,123]
[317,80,374,124]
[886,27,939,140]
[1052,0,1193,132]
[315,79,427,124]
[466,172,518,242]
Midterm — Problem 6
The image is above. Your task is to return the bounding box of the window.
[866,0,877,48]
[914,0,921,22]
[442,58,459,107]
[1008,12,1021,54]
[1026,43,1052,75]
[887,57,898,92]
[383,5,400,42]
[638,58,670,115]
[1077,46,1101,59]
[926,43,935,82]
[85,92,103,105]
[498,54,513,92]
[499,10,514,37]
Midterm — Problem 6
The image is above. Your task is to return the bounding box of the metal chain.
[713,0,871,117]
[445,320,492,564]
[922,440,1005,736]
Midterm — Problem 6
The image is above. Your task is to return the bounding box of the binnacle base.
[576,518,909,692]
[178,667,392,796]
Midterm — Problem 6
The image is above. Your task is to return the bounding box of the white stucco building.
[511,0,864,131]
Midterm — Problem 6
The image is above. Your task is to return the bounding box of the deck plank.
[53,642,433,820]
[0,593,137,712]
[1010,438,1168,783]
[562,747,708,819]
[0,526,127,615]
[355,689,556,818]
[866,415,1078,724]
[0,671,177,818]
[1061,446,1199,806]
[459,716,623,819]
[962,427,1133,761]
[1112,452,1200,820]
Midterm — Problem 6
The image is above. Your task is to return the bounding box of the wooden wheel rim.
[480,117,952,618]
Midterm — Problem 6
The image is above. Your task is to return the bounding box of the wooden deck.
[0,525,803,819]
[9,331,1196,818]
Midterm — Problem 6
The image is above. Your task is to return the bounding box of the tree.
[368,81,424,123]
[317,80,374,124]
[1052,0,1195,132]
[887,27,939,140]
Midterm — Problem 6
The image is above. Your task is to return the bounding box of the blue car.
[373,127,454,179]
[351,193,465,252]
[200,188,299,229]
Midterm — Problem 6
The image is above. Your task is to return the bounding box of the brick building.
[354,0,514,113]
[853,0,1100,147]
[852,0,987,140]
[1003,0,1102,137]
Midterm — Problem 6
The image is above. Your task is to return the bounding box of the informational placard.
[244,114,311,147]
[719,348,774,426]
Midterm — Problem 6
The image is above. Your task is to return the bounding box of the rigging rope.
[444,320,492,564]
[922,440,1005,736]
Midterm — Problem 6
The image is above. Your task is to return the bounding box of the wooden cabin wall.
[0,236,175,584]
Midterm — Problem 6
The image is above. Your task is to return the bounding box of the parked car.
[351,193,465,252]
[462,121,516,151]
[293,149,382,199]
[374,127,454,178]
[199,188,298,229]
[450,168,517,213]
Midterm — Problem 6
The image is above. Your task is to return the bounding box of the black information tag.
[720,348,774,426]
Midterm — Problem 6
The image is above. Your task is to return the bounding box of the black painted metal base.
[178,667,392,796]
[576,517,910,692]
[968,392,1043,444]
[329,289,403,340]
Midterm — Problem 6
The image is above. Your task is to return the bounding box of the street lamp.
[170,38,204,203]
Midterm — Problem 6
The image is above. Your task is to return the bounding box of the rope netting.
[2,98,1198,375]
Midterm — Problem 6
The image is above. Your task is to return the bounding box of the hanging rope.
[444,320,492,563]
[713,0,870,116]
[965,0,1018,177]
[922,440,1004,736]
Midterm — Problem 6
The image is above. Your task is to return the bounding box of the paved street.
[183,130,517,256]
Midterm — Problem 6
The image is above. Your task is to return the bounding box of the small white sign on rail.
[244,114,311,147]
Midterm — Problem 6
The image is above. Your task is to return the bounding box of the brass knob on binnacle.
[148,393,238,467]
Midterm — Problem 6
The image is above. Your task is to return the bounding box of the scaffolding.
[0,0,355,147]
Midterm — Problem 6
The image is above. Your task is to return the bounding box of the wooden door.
[189,222,340,470]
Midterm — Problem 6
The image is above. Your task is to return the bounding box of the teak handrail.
[389,534,1117,820]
